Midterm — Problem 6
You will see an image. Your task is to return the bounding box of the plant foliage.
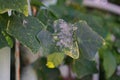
[0,0,120,80]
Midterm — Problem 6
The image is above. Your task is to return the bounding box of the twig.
[83,0,120,15]
[15,39,20,80]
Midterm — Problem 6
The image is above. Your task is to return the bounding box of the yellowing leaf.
[63,41,79,59]
[46,52,64,68]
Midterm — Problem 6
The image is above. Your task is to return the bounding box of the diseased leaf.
[73,58,97,79]
[63,41,79,59]
[7,13,44,53]
[74,21,104,60]
[0,0,28,16]
[46,52,64,68]
[53,19,79,59]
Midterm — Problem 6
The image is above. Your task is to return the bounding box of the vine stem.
[92,53,99,80]
[27,0,32,16]
[83,0,120,15]
[15,39,20,80]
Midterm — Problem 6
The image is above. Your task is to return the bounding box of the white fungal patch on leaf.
[53,19,73,48]
[53,19,79,59]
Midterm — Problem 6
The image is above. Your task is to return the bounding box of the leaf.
[73,0,83,4]
[0,15,8,48]
[63,41,79,59]
[99,48,117,78]
[78,14,107,38]
[53,19,79,59]
[7,13,44,53]
[0,31,8,48]
[107,74,120,80]
[34,58,61,80]
[72,58,97,79]
[74,21,104,60]
[31,0,43,7]
[37,30,56,56]
[2,31,13,48]
[37,8,57,24]
[115,39,120,48]
[0,13,12,48]
[0,0,28,16]
[36,8,58,32]
[46,52,64,68]
[50,1,107,38]
[113,51,120,65]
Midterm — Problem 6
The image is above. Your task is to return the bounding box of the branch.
[15,39,20,80]
[83,0,120,15]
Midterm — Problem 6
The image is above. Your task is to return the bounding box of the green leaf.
[73,58,97,79]
[113,51,120,65]
[115,39,120,48]
[36,8,58,32]
[7,13,44,53]
[78,14,107,38]
[99,47,117,78]
[73,0,83,4]
[0,13,8,29]
[31,0,43,7]
[0,0,28,16]
[46,52,64,68]
[74,21,104,60]
[107,74,120,80]
[0,31,8,48]
[0,13,12,48]
[0,14,8,48]
[2,31,13,48]
[37,30,56,56]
